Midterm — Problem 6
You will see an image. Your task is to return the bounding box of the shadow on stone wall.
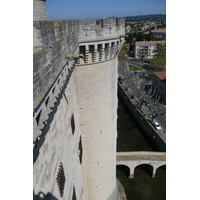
[33,68,73,164]
[33,191,58,200]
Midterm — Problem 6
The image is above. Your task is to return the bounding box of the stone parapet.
[33,20,79,110]
[78,18,125,43]
[33,18,125,110]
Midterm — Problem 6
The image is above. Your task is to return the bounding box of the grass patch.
[129,64,142,71]
[118,44,129,62]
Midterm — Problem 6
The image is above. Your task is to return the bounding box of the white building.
[134,40,166,60]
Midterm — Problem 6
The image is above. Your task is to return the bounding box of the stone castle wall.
[33,16,125,200]
[74,59,119,200]
[33,71,87,200]
[33,18,125,110]
[78,18,125,42]
[33,0,48,21]
[33,20,79,110]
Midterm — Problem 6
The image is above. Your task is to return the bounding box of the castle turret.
[75,19,125,200]
[33,2,125,199]
[33,0,48,20]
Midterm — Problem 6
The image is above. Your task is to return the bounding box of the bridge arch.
[116,164,130,178]
[153,164,166,178]
[116,151,166,178]
[134,164,154,178]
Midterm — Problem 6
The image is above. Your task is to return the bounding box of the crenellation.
[34,10,125,199]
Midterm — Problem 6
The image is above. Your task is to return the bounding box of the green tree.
[125,33,134,44]
[150,44,166,70]
[132,25,137,33]
[146,31,154,41]
[136,32,145,41]
[118,44,129,62]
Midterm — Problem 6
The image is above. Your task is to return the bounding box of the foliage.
[146,31,154,41]
[136,32,145,41]
[129,64,142,71]
[150,44,166,69]
[125,33,134,44]
[118,44,129,62]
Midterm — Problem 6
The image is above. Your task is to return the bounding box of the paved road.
[155,115,166,133]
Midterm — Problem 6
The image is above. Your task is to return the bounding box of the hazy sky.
[46,0,166,20]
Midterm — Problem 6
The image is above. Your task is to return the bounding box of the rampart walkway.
[117,151,166,178]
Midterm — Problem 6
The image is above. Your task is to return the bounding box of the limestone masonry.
[33,1,125,199]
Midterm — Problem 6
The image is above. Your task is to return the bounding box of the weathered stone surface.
[74,58,119,200]
[33,13,125,200]
[33,0,48,21]
[33,73,86,200]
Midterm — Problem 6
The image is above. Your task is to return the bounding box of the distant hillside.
[124,14,166,22]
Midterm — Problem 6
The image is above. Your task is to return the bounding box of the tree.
[150,44,166,70]
[133,26,137,33]
[125,33,134,44]
[136,32,145,41]
[146,31,154,41]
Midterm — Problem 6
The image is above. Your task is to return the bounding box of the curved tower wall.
[75,18,125,199]
[33,0,48,20]
[75,59,118,200]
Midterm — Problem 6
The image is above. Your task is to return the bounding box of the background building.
[152,71,166,105]
[134,40,166,61]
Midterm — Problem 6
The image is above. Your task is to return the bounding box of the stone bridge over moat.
[116,151,166,178]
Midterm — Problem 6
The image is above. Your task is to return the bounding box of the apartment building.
[134,40,166,60]
[151,28,166,40]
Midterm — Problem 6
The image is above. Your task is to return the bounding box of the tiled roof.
[154,71,166,80]
[135,41,166,47]
[152,28,166,33]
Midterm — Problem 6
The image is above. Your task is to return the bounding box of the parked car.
[152,121,161,130]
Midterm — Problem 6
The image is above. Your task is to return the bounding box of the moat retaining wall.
[118,84,166,152]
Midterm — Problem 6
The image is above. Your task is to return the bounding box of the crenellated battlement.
[78,18,125,42]
[33,18,125,110]
[33,16,125,200]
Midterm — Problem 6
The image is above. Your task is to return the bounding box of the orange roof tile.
[154,71,166,80]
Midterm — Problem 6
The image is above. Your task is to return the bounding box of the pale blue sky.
[46,0,166,20]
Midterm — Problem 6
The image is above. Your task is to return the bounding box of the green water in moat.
[117,98,166,200]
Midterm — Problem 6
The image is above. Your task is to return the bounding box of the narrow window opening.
[72,186,77,200]
[56,162,66,198]
[71,114,75,135]
[78,136,83,164]
[79,46,86,63]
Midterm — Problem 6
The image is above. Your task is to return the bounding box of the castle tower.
[33,2,125,199]
[75,19,125,200]
[33,0,48,20]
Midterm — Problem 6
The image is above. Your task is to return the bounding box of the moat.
[117,98,166,200]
